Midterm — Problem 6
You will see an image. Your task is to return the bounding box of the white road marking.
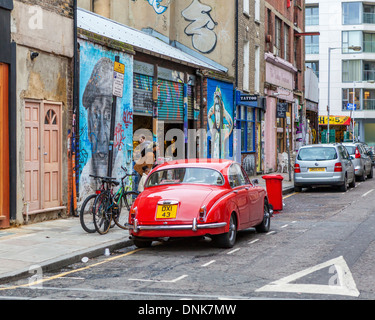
[256,256,360,297]
[249,239,259,244]
[362,189,374,198]
[128,274,188,283]
[281,224,289,228]
[266,231,276,235]
[201,260,216,267]
[227,248,241,255]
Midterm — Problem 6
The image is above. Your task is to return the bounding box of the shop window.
[237,106,255,153]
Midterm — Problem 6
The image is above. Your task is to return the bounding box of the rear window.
[297,147,338,161]
[344,146,356,155]
[146,167,225,187]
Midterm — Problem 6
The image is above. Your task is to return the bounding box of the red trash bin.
[262,175,284,211]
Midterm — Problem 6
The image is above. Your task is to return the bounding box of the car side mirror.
[251,178,259,185]
[350,155,355,160]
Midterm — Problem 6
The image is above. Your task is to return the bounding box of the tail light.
[95,190,101,195]
[294,163,301,173]
[129,206,138,222]
[334,163,343,172]
[355,147,361,159]
[199,205,207,222]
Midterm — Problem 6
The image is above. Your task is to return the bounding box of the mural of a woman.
[207,86,233,159]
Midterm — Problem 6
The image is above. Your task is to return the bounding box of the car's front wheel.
[213,213,237,248]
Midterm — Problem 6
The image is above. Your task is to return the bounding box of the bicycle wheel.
[79,194,97,233]
[123,191,139,211]
[112,193,126,230]
[93,191,112,235]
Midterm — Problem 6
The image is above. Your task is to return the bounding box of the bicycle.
[79,175,119,234]
[93,167,139,234]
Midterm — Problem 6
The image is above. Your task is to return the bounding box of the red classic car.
[128,159,272,248]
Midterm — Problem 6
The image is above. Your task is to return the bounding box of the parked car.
[294,144,355,192]
[342,142,373,180]
[363,145,375,167]
[127,159,272,248]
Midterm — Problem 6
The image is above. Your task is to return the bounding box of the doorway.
[0,63,9,227]
[25,100,62,213]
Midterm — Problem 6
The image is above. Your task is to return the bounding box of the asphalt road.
[1,177,375,303]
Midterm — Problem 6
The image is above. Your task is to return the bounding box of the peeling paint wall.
[12,0,74,224]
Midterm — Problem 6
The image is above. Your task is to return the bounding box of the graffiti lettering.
[182,0,218,54]
[145,0,169,14]
[114,123,125,151]
[123,110,133,129]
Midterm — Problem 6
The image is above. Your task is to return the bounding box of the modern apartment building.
[306,0,375,146]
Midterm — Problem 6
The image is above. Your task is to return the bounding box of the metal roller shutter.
[157,79,184,122]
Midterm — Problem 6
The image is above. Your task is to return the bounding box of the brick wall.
[16,0,73,18]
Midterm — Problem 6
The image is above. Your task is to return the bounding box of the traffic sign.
[347,103,357,110]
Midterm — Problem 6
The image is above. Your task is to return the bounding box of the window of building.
[237,105,255,152]
[243,40,250,91]
[306,61,319,79]
[363,4,375,24]
[254,45,260,93]
[342,31,362,53]
[363,61,375,81]
[306,5,319,26]
[284,24,290,61]
[275,17,281,56]
[363,33,375,52]
[254,0,260,22]
[342,60,361,82]
[305,35,319,54]
[343,2,362,25]
[243,0,249,15]
[363,89,375,110]
[342,88,361,111]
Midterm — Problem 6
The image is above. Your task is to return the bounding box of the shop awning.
[318,116,351,126]
[77,8,226,73]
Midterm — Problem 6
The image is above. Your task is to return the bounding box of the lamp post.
[327,45,362,144]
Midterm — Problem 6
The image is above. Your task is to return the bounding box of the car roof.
[153,158,234,172]
[299,144,341,149]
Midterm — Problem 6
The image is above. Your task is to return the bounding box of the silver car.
[342,142,373,180]
[294,144,355,192]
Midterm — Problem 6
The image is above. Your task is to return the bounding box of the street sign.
[347,103,357,110]
[114,61,125,74]
[113,71,124,98]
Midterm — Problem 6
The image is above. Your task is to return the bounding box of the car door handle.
[233,190,238,194]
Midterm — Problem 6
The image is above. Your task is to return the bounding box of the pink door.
[25,102,41,211]
[43,104,61,209]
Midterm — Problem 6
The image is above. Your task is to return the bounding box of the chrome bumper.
[127,218,227,233]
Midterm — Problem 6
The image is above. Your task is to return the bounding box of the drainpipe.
[196,70,204,129]
[235,0,239,88]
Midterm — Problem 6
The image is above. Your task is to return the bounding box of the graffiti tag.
[182,0,218,54]
[146,0,169,14]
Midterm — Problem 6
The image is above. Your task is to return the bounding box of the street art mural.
[182,0,218,54]
[145,0,170,14]
[78,40,133,201]
[207,79,234,159]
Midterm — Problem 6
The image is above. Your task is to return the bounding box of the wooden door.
[43,104,60,209]
[25,101,41,211]
[0,64,9,227]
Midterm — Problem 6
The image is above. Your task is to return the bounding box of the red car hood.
[135,184,223,224]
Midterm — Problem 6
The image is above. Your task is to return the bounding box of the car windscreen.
[146,167,225,187]
[297,147,338,161]
[344,146,356,155]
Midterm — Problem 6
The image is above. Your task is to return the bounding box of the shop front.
[318,116,352,143]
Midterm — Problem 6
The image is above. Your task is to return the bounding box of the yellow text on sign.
[114,62,125,74]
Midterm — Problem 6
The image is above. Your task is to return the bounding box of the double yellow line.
[0,248,143,291]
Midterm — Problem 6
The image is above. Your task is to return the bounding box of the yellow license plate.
[156,205,178,219]
[309,168,325,172]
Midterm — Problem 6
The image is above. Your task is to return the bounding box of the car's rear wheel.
[256,200,271,233]
[339,175,348,192]
[213,213,237,248]
[133,238,153,248]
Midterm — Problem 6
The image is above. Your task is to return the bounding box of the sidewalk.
[0,172,294,284]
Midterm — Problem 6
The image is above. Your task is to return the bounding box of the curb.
[0,238,134,285]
